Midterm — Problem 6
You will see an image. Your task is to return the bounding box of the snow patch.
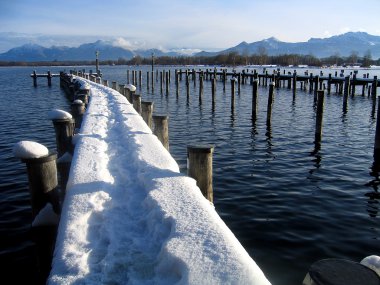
[13,140,49,159]
[48,109,72,120]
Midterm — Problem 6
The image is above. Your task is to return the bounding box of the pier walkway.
[48,76,271,284]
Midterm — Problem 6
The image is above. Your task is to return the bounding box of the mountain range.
[0,32,379,62]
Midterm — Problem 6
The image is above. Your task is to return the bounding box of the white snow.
[32,203,60,227]
[72,99,84,105]
[13,140,49,159]
[361,255,380,277]
[48,109,73,120]
[49,78,271,285]
[126,83,136,91]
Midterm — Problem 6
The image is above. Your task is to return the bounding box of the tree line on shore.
[0,50,378,67]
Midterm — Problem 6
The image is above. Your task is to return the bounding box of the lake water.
[1,65,379,285]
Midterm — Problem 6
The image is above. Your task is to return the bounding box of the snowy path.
[49,80,271,285]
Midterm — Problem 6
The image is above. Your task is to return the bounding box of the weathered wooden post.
[160,71,163,93]
[147,71,150,90]
[372,76,378,98]
[351,73,356,96]
[343,76,350,113]
[32,70,37,87]
[314,75,319,102]
[48,110,74,157]
[70,100,86,129]
[199,75,204,103]
[112,81,117,91]
[267,82,275,126]
[126,84,136,102]
[132,93,142,114]
[126,70,130,84]
[292,71,297,98]
[187,145,214,203]
[175,70,180,96]
[327,74,332,95]
[315,90,325,147]
[153,115,169,150]
[13,141,59,217]
[103,79,109,87]
[47,71,52,87]
[165,71,169,95]
[211,76,216,105]
[231,78,236,112]
[252,79,259,121]
[151,71,154,91]
[139,70,142,88]
[223,69,227,91]
[374,96,380,164]
[237,73,241,93]
[141,101,154,129]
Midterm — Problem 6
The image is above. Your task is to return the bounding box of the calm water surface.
[1,65,379,285]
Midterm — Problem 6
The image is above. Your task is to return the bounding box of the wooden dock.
[30,70,60,87]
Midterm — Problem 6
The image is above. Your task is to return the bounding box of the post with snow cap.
[153,115,169,150]
[70,99,86,129]
[187,145,214,203]
[126,84,136,102]
[267,82,275,126]
[48,109,75,157]
[141,101,154,129]
[13,141,60,218]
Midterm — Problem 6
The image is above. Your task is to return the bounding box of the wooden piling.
[70,101,86,129]
[315,90,325,146]
[374,96,380,164]
[187,145,214,203]
[20,152,59,218]
[47,71,52,87]
[51,119,74,157]
[314,76,319,102]
[211,76,216,105]
[343,76,350,113]
[199,75,204,103]
[132,93,142,114]
[32,70,37,87]
[141,101,154,129]
[372,76,378,98]
[266,82,275,125]
[252,79,258,121]
[147,71,150,90]
[166,71,169,95]
[153,115,169,151]
[230,78,236,112]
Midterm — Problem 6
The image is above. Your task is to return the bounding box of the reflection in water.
[365,162,380,217]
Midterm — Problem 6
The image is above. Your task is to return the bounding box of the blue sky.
[0,0,379,52]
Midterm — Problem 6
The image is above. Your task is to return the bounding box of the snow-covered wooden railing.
[47,76,271,284]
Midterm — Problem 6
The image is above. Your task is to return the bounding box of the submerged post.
[187,145,214,203]
[153,115,169,150]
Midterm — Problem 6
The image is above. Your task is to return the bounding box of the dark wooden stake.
[141,101,154,129]
[153,115,169,150]
[187,145,214,203]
